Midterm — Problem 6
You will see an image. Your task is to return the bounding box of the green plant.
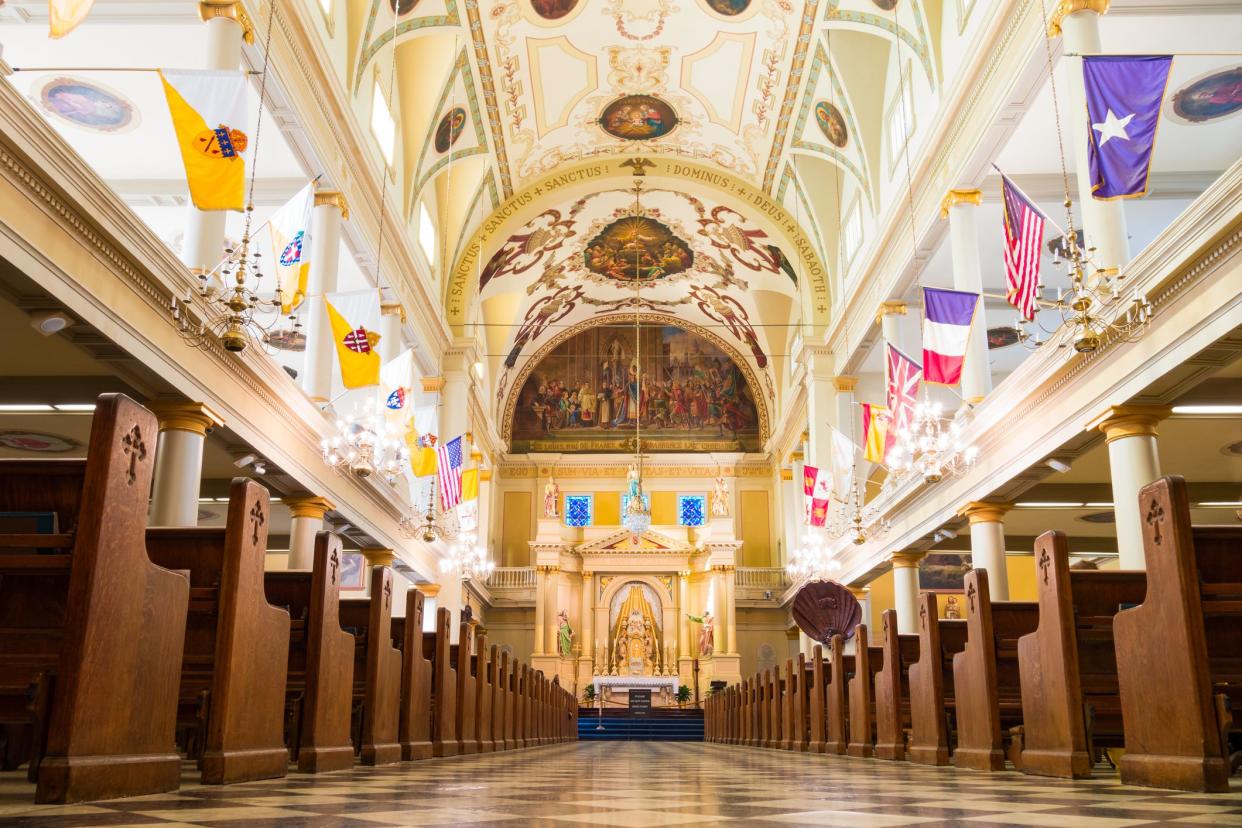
[676,684,691,704]
[583,685,596,703]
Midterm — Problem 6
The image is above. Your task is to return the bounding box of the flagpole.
[990,163,1067,237]
[1065,51,1242,57]
[9,67,264,74]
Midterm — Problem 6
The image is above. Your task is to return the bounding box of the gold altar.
[611,585,665,675]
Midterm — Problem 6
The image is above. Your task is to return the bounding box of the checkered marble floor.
[2,743,1241,827]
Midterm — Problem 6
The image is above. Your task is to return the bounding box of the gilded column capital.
[415,583,441,597]
[283,496,335,519]
[313,189,350,219]
[380,302,406,322]
[831,375,858,393]
[958,501,1013,525]
[148,401,225,435]
[581,570,593,581]
[1047,0,1110,37]
[480,469,493,482]
[890,551,926,569]
[198,0,254,44]
[779,467,793,481]
[421,376,445,393]
[939,188,983,219]
[1087,405,1172,444]
[361,547,395,567]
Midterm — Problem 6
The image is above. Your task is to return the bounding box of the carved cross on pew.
[1038,548,1051,584]
[121,425,147,486]
[329,549,339,585]
[383,579,392,610]
[919,602,928,630]
[1145,499,1165,545]
[967,581,977,613]
[249,501,265,545]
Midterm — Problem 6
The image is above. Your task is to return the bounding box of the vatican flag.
[404,423,438,478]
[49,0,95,38]
[324,291,382,389]
[159,69,249,211]
[461,468,479,502]
[265,183,315,313]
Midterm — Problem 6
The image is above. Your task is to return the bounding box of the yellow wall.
[1006,554,1037,600]
[739,490,771,566]
[651,490,677,525]
[501,490,532,566]
[596,491,620,525]
[866,569,895,631]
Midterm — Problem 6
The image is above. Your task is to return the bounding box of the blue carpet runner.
[577,710,704,741]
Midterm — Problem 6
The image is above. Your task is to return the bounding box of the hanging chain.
[1036,0,1078,234]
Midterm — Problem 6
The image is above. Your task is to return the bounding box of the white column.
[959,502,1012,600]
[941,189,992,403]
[284,496,334,569]
[581,571,594,663]
[379,302,404,363]
[301,192,348,403]
[710,567,726,654]
[1091,406,1169,569]
[1050,0,1130,273]
[148,402,223,527]
[182,2,249,275]
[361,548,394,599]
[802,347,835,472]
[849,587,872,633]
[877,301,909,358]
[417,584,440,632]
[533,566,548,656]
[545,567,561,655]
[724,566,737,656]
[678,572,690,660]
[890,553,923,635]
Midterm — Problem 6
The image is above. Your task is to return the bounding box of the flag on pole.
[886,344,922,437]
[405,425,438,478]
[1000,172,1048,321]
[922,287,979,386]
[802,464,830,527]
[264,182,315,313]
[861,403,891,464]
[49,0,95,37]
[325,293,382,389]
[830,428,856,500]
[1084,55,1173,200]
[436,436,465,511]
[158,70,249,211]
[379,347,413,424]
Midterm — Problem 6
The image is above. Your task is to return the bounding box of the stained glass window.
[621,493,650,517]
[678,494,706,527]
[564,494,593,527]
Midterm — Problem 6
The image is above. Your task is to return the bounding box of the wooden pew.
[474,634,494,753]
[808,645,828,753]
[1017,531,1146,779]
[491,647,507,751]
[144,477,290,784]
[730,684,740,745]
[393,589,432,761]
[783,654,807,751]
[1114,475,1242,792]
[847,624,883,758]
[907,592,968,765]
[875,609,921,761]
[766,668,782,749]
[263,532,354,773]
[338,567,401,766]
[740,677,751,746]
[503,657,516,750]
[0,393,189,803]
[430,608,457,757]
[952,568,1040,771]
[826,634,851,755]
[515,663,528,748]
[453,622,478,755]
[754,671,768,748]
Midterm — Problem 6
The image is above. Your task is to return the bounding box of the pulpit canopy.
[792,581,862,644]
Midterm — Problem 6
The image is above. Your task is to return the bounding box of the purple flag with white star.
[1084,55,1173,200]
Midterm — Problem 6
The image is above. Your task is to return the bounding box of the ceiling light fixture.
[1016,501,1085,508]
[1045,458,1072,473]
[0,404,54,412]
[1197,501,1242,508]
[52,403,96,412]
[1171,405,1242,415]
[29,311,73,336]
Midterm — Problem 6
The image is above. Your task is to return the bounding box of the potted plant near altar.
[583,685,596,704]
[676,685,691,708]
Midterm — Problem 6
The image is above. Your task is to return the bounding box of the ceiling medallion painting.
[600,95,679,141]
[509,322,762,454]
[37,76,138,134]
[813,100,848,148]
[585,216,693,282]
[704,0,751,16]
[1168,66,1242,124]
[870,0,897,9]
[530,0,579,20]
[433,107,467,153]
[388,0,420,14]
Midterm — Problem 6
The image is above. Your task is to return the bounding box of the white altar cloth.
[593,675,680,697]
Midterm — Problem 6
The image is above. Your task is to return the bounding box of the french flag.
[922,287,979,386]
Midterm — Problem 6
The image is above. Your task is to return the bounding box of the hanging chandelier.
[621,177,653,541]
[785,528,841,582]
[399,495,462,543]
[438,529,495,581]
[320,397,409,485]
[887,398,979,484]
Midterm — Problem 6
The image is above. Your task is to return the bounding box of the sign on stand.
[628,689,652,711]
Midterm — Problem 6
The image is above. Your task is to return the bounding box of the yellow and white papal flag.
[49,0,95,38]
[264,182,315,313]
[158,69,249,211]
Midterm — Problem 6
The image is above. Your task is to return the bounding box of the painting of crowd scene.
[509,324,762,453]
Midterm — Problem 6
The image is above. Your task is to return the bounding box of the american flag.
[436,436,464,511]
[886,344,922,436]
[1000,171,1047,321]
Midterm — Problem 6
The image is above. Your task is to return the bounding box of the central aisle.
[3,743,1240,825]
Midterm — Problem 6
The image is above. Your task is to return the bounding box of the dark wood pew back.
[431,608,457,757]
[847,624,884,758]
[908,592,968,765]
[338,566,401,766]
[875,609,920,761]
[454,623,477,754]
[474,634,494,753]
[394,589,432,760]
[826,634,852,755]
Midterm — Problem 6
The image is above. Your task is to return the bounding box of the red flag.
[885,344,922,437]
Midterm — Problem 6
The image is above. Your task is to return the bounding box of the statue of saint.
[687,610,715,656]
[626,464,641,499]
[944,595,961,620]
[543,478,560,518]
[556,609,575,657]
[643,619,657,668]
[711,475,730,516]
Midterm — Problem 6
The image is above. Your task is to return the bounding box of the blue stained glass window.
[621,493,650,517]
[564,494,593,527]
[678,494,706,527]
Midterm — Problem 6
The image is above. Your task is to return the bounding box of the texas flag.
[1084,55,1173,200]
[921,287,979,387]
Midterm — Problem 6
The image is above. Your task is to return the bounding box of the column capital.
[831,375,858,393]
[361,547,395,567]
[779,467,793,481]
[939,188,983,219]
[958,501,1013,524]
[785,627,801,641]
[874,301,908,327]
[147,401,225,435]
[581,570,593,580]
[198,0,254,43]
[847,586,870,600]
[480,468,493,482]
[420,376,445,393]
[1047,0,1110,37]
[1087,405,1172,444]
[415,583,441,597]
[380,302,406,322]
[313,189,350,219]
[283,496,335,519]
[890,550,926,569]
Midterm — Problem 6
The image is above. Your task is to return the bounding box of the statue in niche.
[944,595,962,620]
[687,609,715,656]
[543,478,560,518]
[556,609,575,657]
[626,464,641,499]
[711,475,730,517]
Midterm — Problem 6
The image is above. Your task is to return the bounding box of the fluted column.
[723,566,737,656]
[284,496,334,569]
[1090,405,1171,569]
[802,347,835,473]
[533,566,548,656]
[959,501,1013,600]
[890,552,924,635]
[545,567,560,655]
[302,191,349,403]
[581,571,594,664]
[148,402,224,527]
[1048,0,1130,272]
[940,188,992,403]
[678,571,690,660]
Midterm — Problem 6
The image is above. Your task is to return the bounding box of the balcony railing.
[486,566,536,590]
[735,567,791,594]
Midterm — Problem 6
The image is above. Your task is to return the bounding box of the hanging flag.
[1000,171,1047,321]
[324,292,382,389]
[49,0,94,37]
[802,464,830,527]
[379,347,413,421]
[405,424,438,478]
[830,428,856,501]
[158,69,249,211]
[861,403,891,464]
[436,435,465,511]
[922,287,979,386]
[264,182,315,313]
[1084,55,1173,200]
[886,344,922,437]
[461,468,479,502]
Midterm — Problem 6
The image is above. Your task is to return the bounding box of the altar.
[592,675,681,706]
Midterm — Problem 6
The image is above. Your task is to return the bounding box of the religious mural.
[509,323,762,453]
[870,0,898,9]
[390,0,420,14]
[705,0,751,15]
[814,100,848,148]
[599,95,679,141]
[38,77,138,133]
[1169,66,1242,124]
[584,216,693,282]
[433,107,466,153]
[918,553,971,591]
[530,0,579,19]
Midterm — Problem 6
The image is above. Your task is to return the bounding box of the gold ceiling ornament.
[873,300,908,327]
[939,188,983,219]
[1046,0,1111,38]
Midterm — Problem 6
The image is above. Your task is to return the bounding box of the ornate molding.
[283,496,336,519]
[890,551,926,569]
[497,462,771,479]
[831,375,858,393]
